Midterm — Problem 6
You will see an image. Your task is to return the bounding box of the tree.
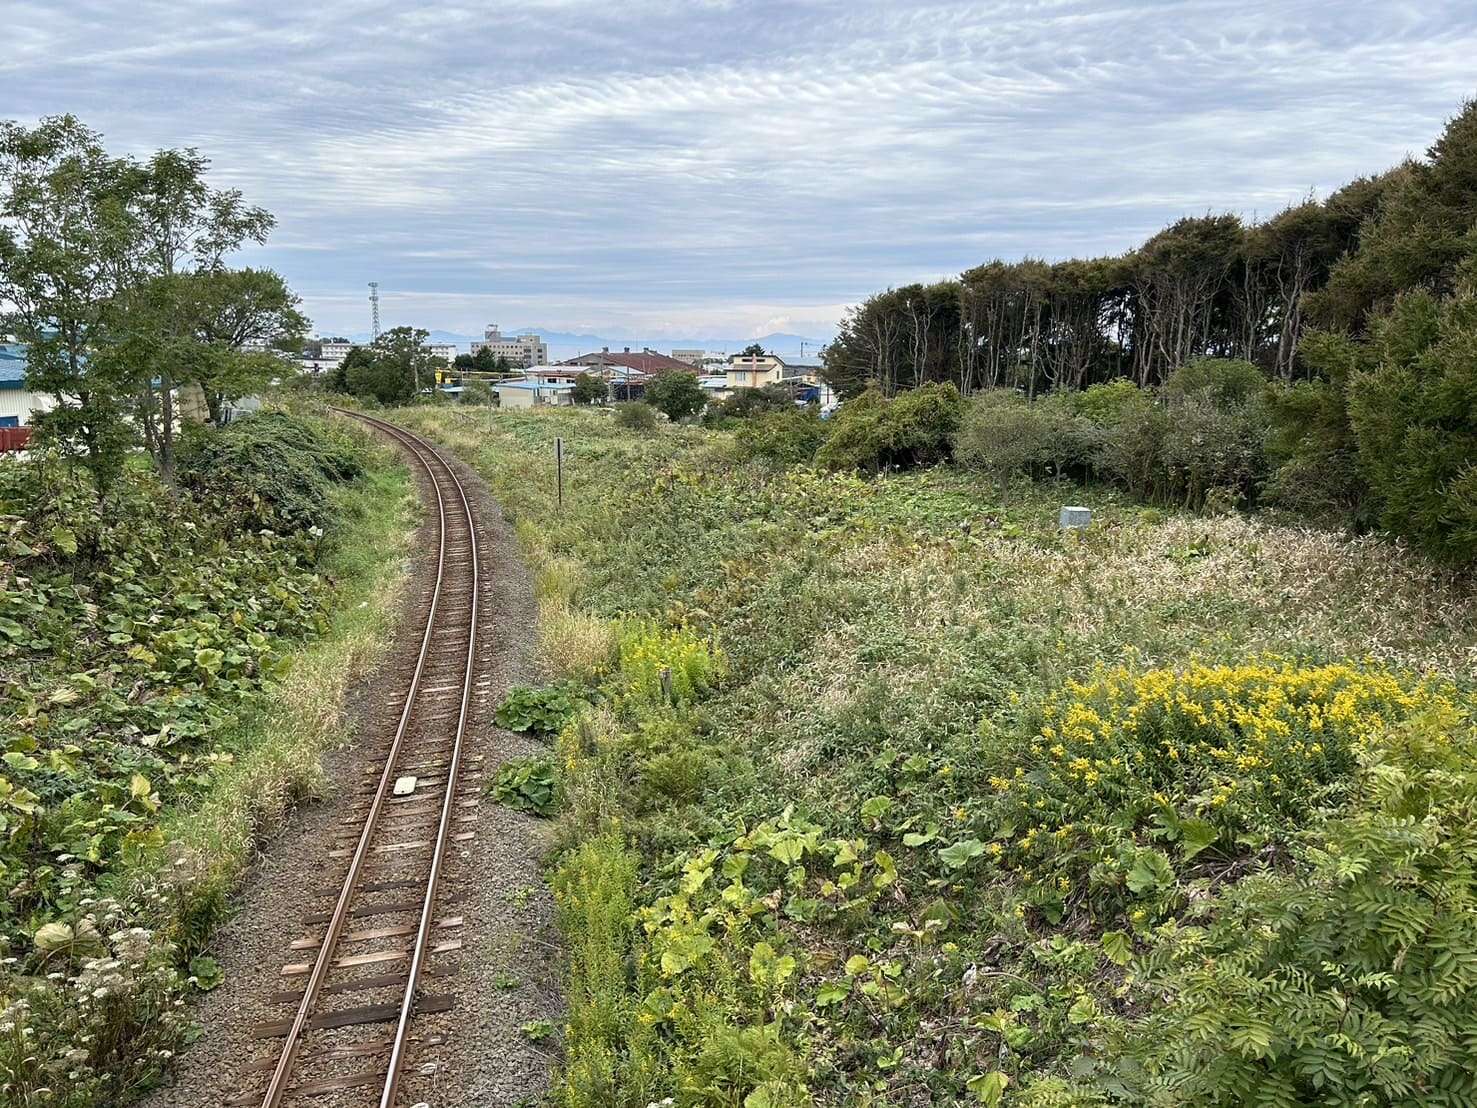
[644,371,707,421]
[152,268,306,425]
[741,342,767,357]
[453,352,476,372]
[344,326,438,405]
[0,115,136,490]
[571,372,606,405]
[110,143,273,473]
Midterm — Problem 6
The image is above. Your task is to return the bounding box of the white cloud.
[6,0,1475,338]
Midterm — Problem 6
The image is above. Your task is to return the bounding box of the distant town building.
[670,348,707,367]
[426,343,459,365]
[0,343,51,444]
[491,379,574,409]
[562,347,694,376]
[725,352,834,405]
[320,340,354,364]
[472,325,547,368]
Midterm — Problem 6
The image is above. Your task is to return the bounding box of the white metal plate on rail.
[393,775,418,796]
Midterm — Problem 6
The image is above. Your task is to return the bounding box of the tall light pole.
[368,282,381,340]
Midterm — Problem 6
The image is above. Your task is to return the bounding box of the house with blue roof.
[0,343,53,431]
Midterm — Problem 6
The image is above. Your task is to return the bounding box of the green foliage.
[733,407,829,465]
[1163,357,1267,406]
[340,326,439,404]
[645,372,708,422]
[460,379,495,405]
[614,401,659,432]
[1346,281,1477,560]
[175,410,363,533]
[816,382,962,472]
[571,372,607,405]
[495,684,580,734]
[953,390,1095,496]
[708,384,796,425]
[490,756,558,816]
[1130,703,1477,1105]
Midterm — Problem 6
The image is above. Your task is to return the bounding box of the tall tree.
[0,115,136,490]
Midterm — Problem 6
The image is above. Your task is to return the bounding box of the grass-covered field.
[399,405,1476,1107]
[0,413,413,1106]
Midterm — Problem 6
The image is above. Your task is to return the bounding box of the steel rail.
[258,410,476,1107]
[358,415,480,1108]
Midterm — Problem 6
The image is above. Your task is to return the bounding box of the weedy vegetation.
[0,410,412,1106]
[392,402,1475,1108]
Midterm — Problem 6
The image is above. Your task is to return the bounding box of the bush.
[707,384,795,424]
[816,382,962,472]
[459,379,494,405]
[571,373,607,405]
[539,598,616,681]
[1158,392,1271,511]
[613,621,724,706]
[1129,701,1477,1104]
[644,372,707,422]
[1164,357,1267,406]
[490,756,557,815]
[174,410,363,534]
[982,660,1460,926]
[494,684,581,734]
[614,402,659,432]
[1347,284,1477,561]
[954,392,1044,497]
[734,407,829,465]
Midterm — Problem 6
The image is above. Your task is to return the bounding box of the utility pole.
[368,282,381,340]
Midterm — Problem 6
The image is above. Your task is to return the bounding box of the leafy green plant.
[490,757,557,816]
[494,684,579,734]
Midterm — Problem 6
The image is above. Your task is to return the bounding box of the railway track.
[226,412,482,1108]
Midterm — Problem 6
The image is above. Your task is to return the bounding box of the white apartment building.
[426,343,459,365]
[471,325,547,368]
[670,348,707,367]
[320,340,354,363]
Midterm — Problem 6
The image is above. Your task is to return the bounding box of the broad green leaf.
[938,837,986,870]
[1101,930,1133,966]
[50,526,78,555]
[967,1071,1010,1106]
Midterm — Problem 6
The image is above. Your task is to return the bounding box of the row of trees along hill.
[819,98,1477,560]
[0,115,306,490]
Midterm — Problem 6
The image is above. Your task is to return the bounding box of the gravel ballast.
[146,431,562,1108]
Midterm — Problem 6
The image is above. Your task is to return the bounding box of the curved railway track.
[227,411,482,1108]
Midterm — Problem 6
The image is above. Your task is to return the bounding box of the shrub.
[571,373,607,405]
[612,621,724,706]
[734,407,829,465]
[614,401,659,432]
[1164,357,1267,406]
[954,391,1050,498]
[707,384,795,424]
[175,410,363,534]
[644,372,708,422]
[459,379,494,405]
[1347,283,1477,561]
[494,684,581,734]
[1129,701,1477,1104]
[1158,392,1271,511]
[983,660,1460,925]
[490,756,557,815]
[816,382,962,472]
[1099,397,1170,502]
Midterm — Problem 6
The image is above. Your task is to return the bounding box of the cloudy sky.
[6,1,1475,341]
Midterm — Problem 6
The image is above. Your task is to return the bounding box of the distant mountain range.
[330,328,834,363]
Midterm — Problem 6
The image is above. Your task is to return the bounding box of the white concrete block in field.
[1059,506,1092,530]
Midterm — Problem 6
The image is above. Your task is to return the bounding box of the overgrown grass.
[394,405,1477,1107]
[143,461,413,956]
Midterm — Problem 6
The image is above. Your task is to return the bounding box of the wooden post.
[555,436,564,512]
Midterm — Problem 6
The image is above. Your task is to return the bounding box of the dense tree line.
[0,116,306,489]
[817,98,1477,559]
